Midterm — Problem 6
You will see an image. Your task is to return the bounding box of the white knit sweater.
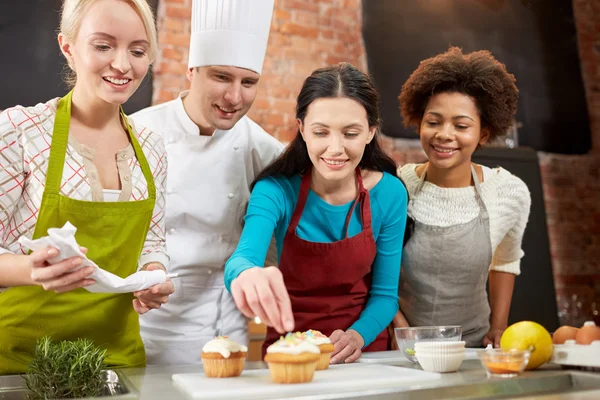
[398,164,531,275]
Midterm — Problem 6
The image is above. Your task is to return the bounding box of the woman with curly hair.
[394,47,531,348]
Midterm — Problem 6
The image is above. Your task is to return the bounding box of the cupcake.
[264,332,320,384]
[304,330,335,370]
[201,336,247,378]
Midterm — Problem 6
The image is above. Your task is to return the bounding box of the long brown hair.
[252,63,412,246]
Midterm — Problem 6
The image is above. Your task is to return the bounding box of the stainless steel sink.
[341,370,600,400]
[0,370,137,400]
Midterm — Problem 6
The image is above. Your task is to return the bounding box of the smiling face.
[185,66,260,135]
[299,97,376,183]
[420,92,490,170]
[58,0,150,105]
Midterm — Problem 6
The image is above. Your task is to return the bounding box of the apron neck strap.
[289,167,372,234]
[470,164,488,218]
[47,90,156,199]
[416,163,488,216]
[342,169,371,237]
[289,167,313,230]
[121,110,156,199]
[45,91,74,195]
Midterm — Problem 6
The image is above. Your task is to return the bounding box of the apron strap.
[342,169,372,238]
[45,91,73,195]
[470,164,489,219]
[121,111,156,200]
[46,90,155,200]
[416,163,489,219]
[288,167,312,231]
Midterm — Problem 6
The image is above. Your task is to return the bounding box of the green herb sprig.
[24,336,108,399]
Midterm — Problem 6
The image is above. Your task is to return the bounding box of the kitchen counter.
[3,354,600,399]
[119,357,600,400]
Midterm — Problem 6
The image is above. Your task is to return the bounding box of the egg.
[552,326,579,344]
[575,324,600,345]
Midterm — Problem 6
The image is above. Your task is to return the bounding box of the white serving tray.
[356,349,479,364]
[172,363,440,399]
[551,340,600,368]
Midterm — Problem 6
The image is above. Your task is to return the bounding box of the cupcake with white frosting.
[304,330,335,370]
[201,336,247,378]
[264,332,320,384]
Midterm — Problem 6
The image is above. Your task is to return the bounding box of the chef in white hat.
[131,0,283,365]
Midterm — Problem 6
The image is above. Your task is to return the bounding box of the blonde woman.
[0,0,172,374]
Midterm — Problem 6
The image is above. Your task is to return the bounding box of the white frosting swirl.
[202,337,247,358]
[266,334,320,355]
[304,330,332,345]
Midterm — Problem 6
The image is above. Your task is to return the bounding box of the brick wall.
[152,0,600,324]
[544,0,600,325]
[152,0,366,143]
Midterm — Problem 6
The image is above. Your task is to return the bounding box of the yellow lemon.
[500,321,553,370]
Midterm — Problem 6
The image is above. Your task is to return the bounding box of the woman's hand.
[133,263,175,315]
[329,329,364,364]
[230,266,294,334]
[29,246,95,292]
[482,327,505,348]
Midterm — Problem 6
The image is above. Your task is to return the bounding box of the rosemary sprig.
[24,336,108,399]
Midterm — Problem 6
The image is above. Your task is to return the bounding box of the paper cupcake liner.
[201,356,245,378]
[416,352,465,373]
[414,341,466,350]
[316,352,332,370]
[416,348,466,356]
[266,360,318,383]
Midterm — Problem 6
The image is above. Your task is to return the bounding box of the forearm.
[392,308,410,328]
[0,253,34,287]
[141,262,166,272]
[350,295,398,347]
[488,270,515,329]
[139,251,169,272]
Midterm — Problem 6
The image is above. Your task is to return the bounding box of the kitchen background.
[149,0,600,328]
[1,0,599,359]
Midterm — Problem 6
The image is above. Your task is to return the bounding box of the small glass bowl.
[394,326,462,362]
[477,348,531,378]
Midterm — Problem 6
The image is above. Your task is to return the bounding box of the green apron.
[0,91,155,375]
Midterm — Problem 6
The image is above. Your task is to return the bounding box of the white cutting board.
[172,363,440,399]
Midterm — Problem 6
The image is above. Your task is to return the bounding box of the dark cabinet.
[473,146,559,332]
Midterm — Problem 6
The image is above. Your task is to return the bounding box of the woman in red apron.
[0,0,172,374]
[225,63,409,364]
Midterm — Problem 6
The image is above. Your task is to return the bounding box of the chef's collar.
[175,91,201,136]
[176,91,228,139]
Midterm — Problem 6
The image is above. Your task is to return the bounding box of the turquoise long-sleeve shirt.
[225,172,408,347]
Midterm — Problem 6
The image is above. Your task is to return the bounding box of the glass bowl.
[476,348,531,378]
[394,326,462,362]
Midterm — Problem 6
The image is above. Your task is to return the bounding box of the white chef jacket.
[131,91,284,365]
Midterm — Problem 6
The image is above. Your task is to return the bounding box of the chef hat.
[188,0,274,74]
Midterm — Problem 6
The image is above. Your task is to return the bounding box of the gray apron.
[399,165,492,347]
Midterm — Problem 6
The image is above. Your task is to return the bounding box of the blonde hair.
[60,0,158,86]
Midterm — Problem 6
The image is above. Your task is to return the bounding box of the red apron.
[262,167,390,356]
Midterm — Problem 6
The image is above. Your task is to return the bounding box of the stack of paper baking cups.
[414,341,466,372]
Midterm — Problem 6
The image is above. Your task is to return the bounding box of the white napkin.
[18,222,177,294]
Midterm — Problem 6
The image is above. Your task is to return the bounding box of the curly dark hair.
[398,47,518,141]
